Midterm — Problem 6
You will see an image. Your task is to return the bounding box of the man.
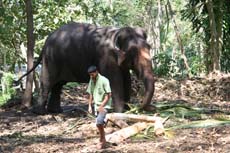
[86,65,112,149]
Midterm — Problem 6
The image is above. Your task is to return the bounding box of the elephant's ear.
[113,28,129,65]
[114,28,124,50]
[113,27,134,51]
[114,27,147,50]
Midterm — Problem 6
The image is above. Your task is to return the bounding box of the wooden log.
[106,113,163,123]
[105,113,166,142]
[154,117,165,136]
[106,122,151,143]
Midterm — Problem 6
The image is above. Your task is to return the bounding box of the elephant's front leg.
[122,70,131,102]
[111,90,125,112]
[47,82,64,113]
[109,73,126,112]
[100,59,125,112]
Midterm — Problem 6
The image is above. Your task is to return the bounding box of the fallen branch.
[106,119,129,129]
[63,91,75,100]
[63,91,88,101]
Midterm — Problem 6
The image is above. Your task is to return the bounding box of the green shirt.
[86,73,112,110]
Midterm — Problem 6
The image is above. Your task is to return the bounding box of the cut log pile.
[105,113,166,143]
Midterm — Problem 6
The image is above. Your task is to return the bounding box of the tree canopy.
[0,0,229,76]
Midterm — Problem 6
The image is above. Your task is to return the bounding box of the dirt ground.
[0,74,230,153]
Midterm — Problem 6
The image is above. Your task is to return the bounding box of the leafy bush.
[152,53,176,77]
[0,72,16,106]
[189,56,205,75]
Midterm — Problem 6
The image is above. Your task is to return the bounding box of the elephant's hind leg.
[47,82,65,113]
[32,56,51,115]
[32,81,49,115]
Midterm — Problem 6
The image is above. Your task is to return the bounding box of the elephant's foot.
[47,107,63,114]
[32,106,47,115]
[143,104,156,112]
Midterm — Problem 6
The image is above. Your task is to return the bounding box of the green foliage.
[221,1,230,72]
[1,0,229,79]
[0,0,26,67]
[182,0,230,73]
[152,52,175,77]
[0,94,11,106]
[168,119,230,130]
[189,56,205,75]
[63,82,79,89]
[221,48,230,72]
[0,72,16,106]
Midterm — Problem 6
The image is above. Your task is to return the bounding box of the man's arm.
[88,94,93,114]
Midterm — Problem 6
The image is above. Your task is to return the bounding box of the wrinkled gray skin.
[19,22,155,114]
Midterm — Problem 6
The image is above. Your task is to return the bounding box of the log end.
[154,128,165,136]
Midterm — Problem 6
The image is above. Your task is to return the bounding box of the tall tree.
[0,0,26,70]
[167,0,191,77]
[206,0,223,72]
[182,0,228,74]
[22,0,35,108]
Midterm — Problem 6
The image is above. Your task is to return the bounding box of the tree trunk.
[215,0,223,71]
[22,0,35,108]
[167,0,191,78]
[206,0,224,73]
[155,0,162,55]
[145,0,155,61]
[34,72,39,92]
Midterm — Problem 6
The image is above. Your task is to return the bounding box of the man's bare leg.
[97,124,106,149]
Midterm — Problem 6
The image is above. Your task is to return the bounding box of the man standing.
[86,65,112,149]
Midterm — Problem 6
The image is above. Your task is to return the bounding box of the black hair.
[87,65,97,73]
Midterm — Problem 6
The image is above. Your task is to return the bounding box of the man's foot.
[97,141,106,149]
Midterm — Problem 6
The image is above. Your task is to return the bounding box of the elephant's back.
[44,22,118,60]
[42,23,101,83]
[46,22,96,49]
[43,23,97,60]
[42,22,118,83]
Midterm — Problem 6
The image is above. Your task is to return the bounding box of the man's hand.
[97,106,105,113]
[88,104,93,114]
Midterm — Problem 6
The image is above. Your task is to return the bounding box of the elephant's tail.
[16,48,43,83]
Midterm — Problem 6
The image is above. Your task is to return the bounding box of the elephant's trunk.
[141,71,155,110]
[128,46,155,111]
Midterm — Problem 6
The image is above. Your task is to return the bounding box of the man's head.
[88,65,98,79]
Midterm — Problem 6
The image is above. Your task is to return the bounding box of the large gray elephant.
[18,22,155,114]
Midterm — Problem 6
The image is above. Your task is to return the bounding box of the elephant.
[18,22,155,114]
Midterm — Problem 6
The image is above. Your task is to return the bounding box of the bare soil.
[1,74,230,153]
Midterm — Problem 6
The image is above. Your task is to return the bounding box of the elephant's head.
[114,27,155,111]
